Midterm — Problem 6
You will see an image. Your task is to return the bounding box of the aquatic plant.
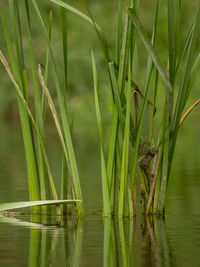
[45,0,200,216]
[90,0,200,216]
[0,0,83,216]
[0,0,200,218]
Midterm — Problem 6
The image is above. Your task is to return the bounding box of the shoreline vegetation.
[0,0,200,217]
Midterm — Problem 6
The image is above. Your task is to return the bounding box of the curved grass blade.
[0,215,51,229]
[38,65,73,193]
[179,99,200,127]
[49,0,96,27]
[0,51,62,216]
[0,200,81,212]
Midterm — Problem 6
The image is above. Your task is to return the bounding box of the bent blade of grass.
[0,51,59,201]
[49,0,96,27]
[0,200,81,212]
[179,99,200,127]
[128,8,172,94]
[39,64,74,213]
[92,51,111,216]
[38,65,72,187]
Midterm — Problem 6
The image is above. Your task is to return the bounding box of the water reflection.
[0,214,188,266]
[0,214,83,266]
[28,215,83,267]
[104,216,171,267]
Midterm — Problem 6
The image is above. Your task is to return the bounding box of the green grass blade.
[60,0,68,95]
[128,8,172,94]
[118,13,131,96]
[43,10,53,117]
[168,0,177,85]
[116,0,122,64]
[175,21,194,78]
[170,5,200,170]
[0,200,81,212]
[92,51,111,216]
[108,62,124,130]
[107,109,118,191]
[9,0,24,74]
[60,1,70,211]
[118,62,132,217]
[159,93,170,213]
[49,0,96,26]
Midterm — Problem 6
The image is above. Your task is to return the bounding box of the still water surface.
[0,123,200,266]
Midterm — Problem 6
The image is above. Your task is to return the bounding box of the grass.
[0,0,84,216]
[88,0,200,216]
[0,1,200,217]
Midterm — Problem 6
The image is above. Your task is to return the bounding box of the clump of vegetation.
[0,0,200,218]
[90,0,200,216]
[0,0,84,216]
[138,140,157,175]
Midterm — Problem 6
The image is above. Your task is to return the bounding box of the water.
[1,122,200,266]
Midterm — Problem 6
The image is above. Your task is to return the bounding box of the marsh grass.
[88,0,200,216]
[0,0,83,216]
[0,0,200,217]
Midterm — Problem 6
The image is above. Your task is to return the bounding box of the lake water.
[0,122,200,266]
